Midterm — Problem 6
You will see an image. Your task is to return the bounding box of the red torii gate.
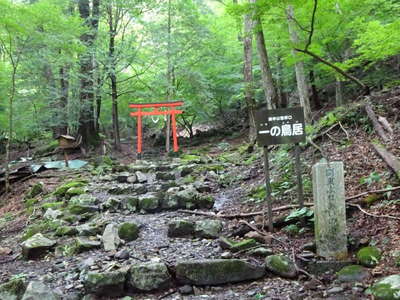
[129,101,184,155]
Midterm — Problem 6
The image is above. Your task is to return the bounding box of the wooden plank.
[129,101,183,108]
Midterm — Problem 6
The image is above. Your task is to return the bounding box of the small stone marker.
[312,160,347,260]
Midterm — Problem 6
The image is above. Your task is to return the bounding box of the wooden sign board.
[255,107,306,146]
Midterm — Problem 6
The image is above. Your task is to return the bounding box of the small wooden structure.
[129,101,184,156]
[56,135,82,167]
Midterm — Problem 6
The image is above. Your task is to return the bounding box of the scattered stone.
[247,247,274,257]
[135,171,148,183]
[168,219,195,238]
[220,251,232,259]
[357,246,382,268]
[178,285,194,295]
[101,197,122,212]
[176,259,265,285]
[115,172,130,183]
[77,222,103,236]
[156,172,175,181]
[21,233,56,260]
[118,223,140,242]
[129,262,171,291]
[83,269,127,297]
[327,286,344,295]
[133,184,147,194]
[102,224,121,251]
[265,255,297,279]
[21,281,61,300]
[307,260,352,276]
[337,265,370,282]
[43,208,63,220]
[0,247,12,255]
[127,175,137,183]
[115,249,130,260]
[194,220,223,239]
[366,274,400,300]
[75,237,101,253]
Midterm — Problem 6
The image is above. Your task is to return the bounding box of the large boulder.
[337,265,370,282]
[118,223,140,242]
[0,278,26,300]
[21,281,61,300]
[129,262,171,291]
[21,233,56,260]
[194,219,223,239]
[176,259,265,285]
[167,219,194,238]
[102,224,121,251]
[265,255,297,279]
[357,246,382,268]
[366,274,400,300]
[83,269,127,297]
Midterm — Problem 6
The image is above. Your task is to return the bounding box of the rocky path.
[0,155,382,299]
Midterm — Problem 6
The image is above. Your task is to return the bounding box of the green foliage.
[285,207,314,222]
[360,171,382,186]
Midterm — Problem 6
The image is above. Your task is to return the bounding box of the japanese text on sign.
[255,107,306,146]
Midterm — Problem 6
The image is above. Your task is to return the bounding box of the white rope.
[151,115,160,123]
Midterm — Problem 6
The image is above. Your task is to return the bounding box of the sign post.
[255,107,306,231]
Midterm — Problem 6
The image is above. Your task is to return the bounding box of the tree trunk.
[243,12,256,141]
[107,4,121,150]
[78,0,100,149]
[287,5,312,123]
[165,0,173,152]
[335,77,344,107]
[309,70,322,109]
[59,63,70,135]
[251,0,278,109]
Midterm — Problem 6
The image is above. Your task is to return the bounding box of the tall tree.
[78,0,100,148]
[250,0,278,110]
[287,5,312,123]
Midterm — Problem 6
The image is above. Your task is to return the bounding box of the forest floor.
[1,87,400,299]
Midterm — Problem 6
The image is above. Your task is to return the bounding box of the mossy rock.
[84,270,127,297]
[176,259,265,285]
[265,255,297,279]
[219,237,258,252]
[366,275,400,300]
[0,278,27,300]
[54,180,87,198]
[357,246,382,268]
[337,265,370,282]
[167,219,194,238]
[65,187,85,198]
[129,262,171,291]
[24,198,39,208]
[118,223,139,242]
[41,201,64,210]
[55,226,78,237]
[25,183,44,199]
[180,154,202,164]
[68,204,98,215]
[34,140,58,157]
[364,194,382,206]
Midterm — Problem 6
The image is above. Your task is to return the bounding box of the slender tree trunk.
[4,65,17,194]
[243,12,256,140]
[166,0,173,152]
[335,77,344,107]
[287,5,312,123]
[309,70,322,109]
[250,0,278,109]
[107,4,121,150]
[78,0,100,148]
[59,63,70,135]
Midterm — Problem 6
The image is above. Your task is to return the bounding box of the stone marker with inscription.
[312,160,348,260]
